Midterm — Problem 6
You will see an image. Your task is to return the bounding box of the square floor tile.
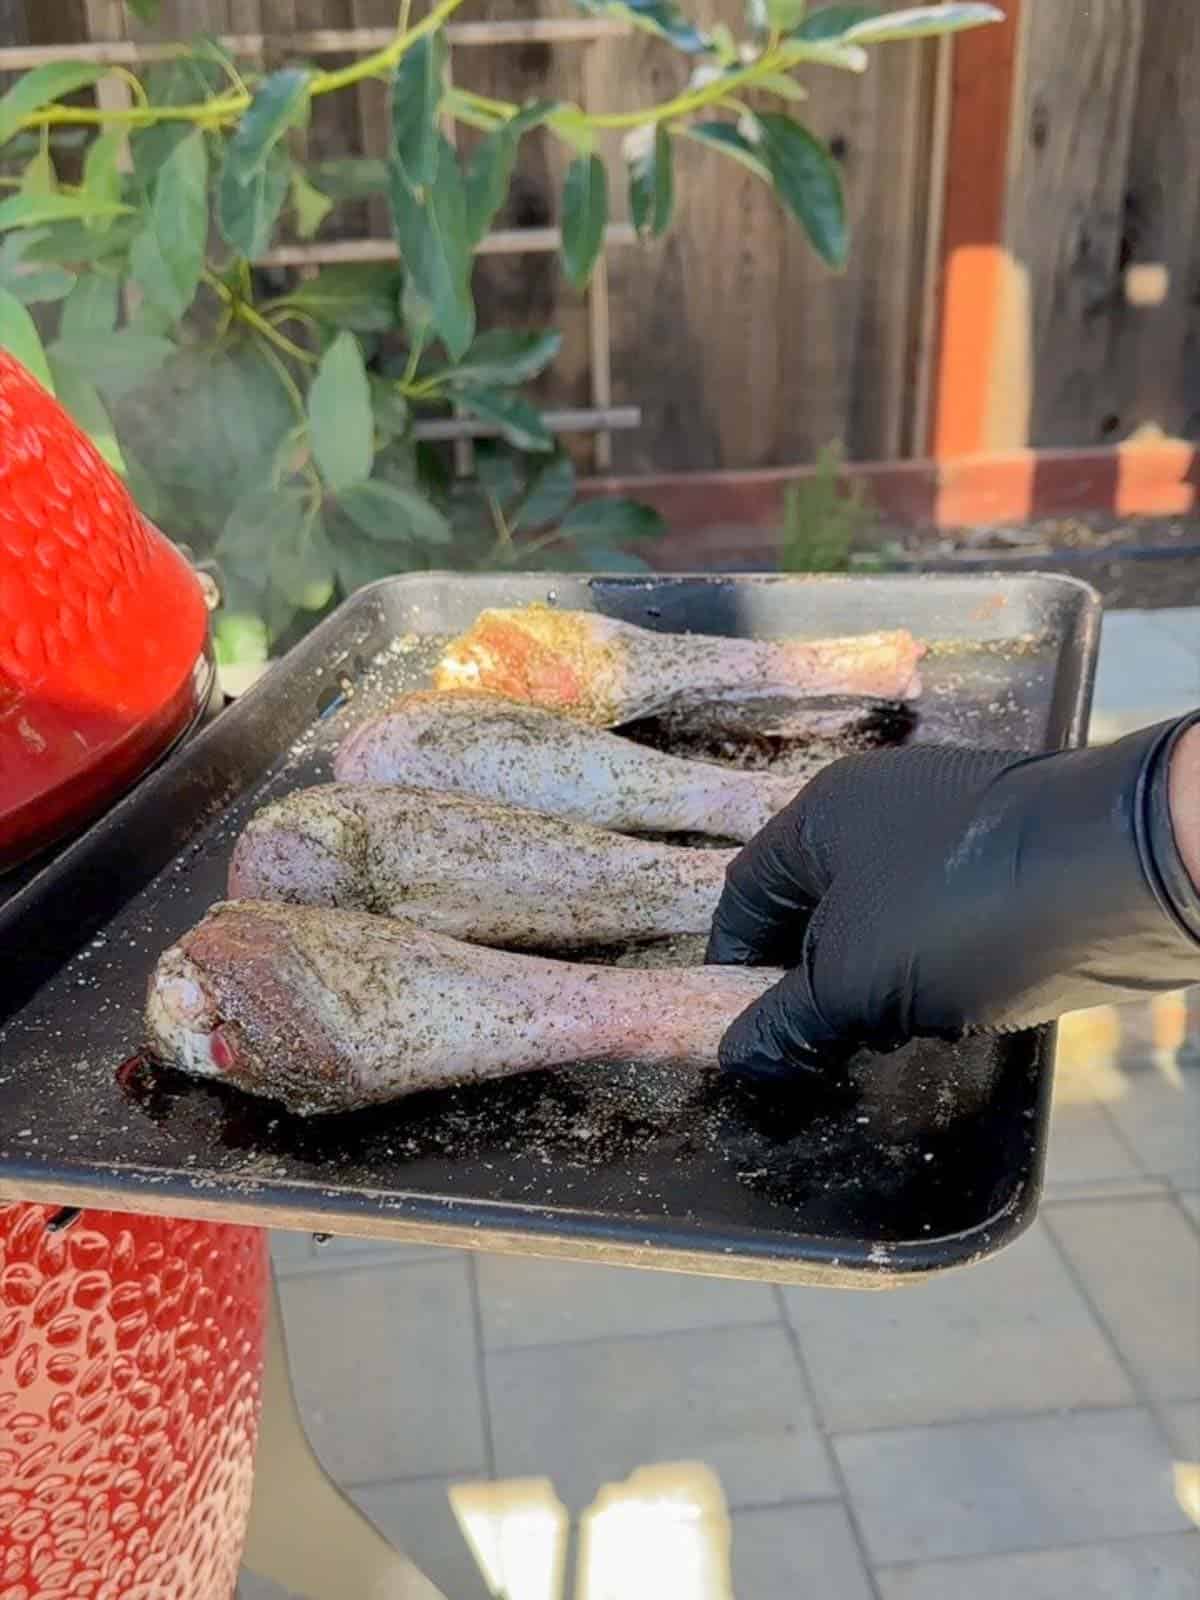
[877,1534,1200,1600]
[1164,1400,1199,1459]
[1106,1069,1200,1184]
[731,1503,874,1600]
[1046,1099,1141,1185]
[279,1258,487,1485]
[836,1408,1190,1564]
[487,1324,834,1515]
[476,1254,778,1350]
[353,1478,494,1600]
[782,1222,1131,1431]
[299,1234,462,1271]
[1047,1198,1200,1403]
[268,1229,315,1276]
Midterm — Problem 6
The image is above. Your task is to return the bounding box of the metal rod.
[413,406,640,442]
[0,20,632,72]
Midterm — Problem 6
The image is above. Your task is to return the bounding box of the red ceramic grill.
[0,351,214,870]
[0,355,266,1599]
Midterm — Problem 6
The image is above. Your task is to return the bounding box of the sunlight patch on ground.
[447,1463,734,1600]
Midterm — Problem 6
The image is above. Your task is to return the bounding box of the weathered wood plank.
[1109,0,1200,441]
[1005,0,1147,446]
[607,0,935,472]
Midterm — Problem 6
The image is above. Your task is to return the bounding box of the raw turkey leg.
[146,902,782,1115]
[334,692,802,842]
[433,604,924,726]
[230,784,736,949]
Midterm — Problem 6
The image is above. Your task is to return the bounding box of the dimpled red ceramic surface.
[0,353,209,864]
[0,1206,267,1600]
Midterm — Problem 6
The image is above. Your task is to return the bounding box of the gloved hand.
[707,714,1200,1083]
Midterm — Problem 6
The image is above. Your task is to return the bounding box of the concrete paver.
[486,1323,835,1515]
[730,1503,875,1599]
[782,1222,1132,1431]
[1103,1065,1200,1184]
[835,1407,1193,1564]
[276,1257,487,1486]
[1045,1198,1200,1404]
[475,1253,779,1350]
[876,1534,1200,1600]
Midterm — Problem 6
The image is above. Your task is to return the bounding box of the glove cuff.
[1142,711,1200,946]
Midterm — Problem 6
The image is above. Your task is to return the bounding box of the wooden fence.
[3,1,1198,477]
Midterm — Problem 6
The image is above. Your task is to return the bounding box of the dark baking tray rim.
[0,572,1101,1287]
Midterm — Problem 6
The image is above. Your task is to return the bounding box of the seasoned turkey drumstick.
[229,784,736,949]
[146,902,782,1116]
[334,692,801,843]
[433,604,924,727]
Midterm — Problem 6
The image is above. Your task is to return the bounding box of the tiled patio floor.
[242,608,1199,1599]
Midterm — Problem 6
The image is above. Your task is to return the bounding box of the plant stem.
[313,0,469,96]
[205,268,315,367]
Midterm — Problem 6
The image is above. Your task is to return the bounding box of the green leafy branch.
[0,1,1000,664]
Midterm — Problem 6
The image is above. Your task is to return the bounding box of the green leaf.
[370,378,410,437]
[21,146,57,198]
[455,387,554,453]
[794,4,879,38]
[275,516,335,612]
[20,217,138,266]
[0,192,131,233]
[144,54,226,109]
[291,169,334,239]
[627,124,674,240]
[464,102,556,248]
[217,483,310,584]
[0,234,74,304]
[0,64,106,149]
[217,146,290,258]
[83,129,126,214]
[389,134,474,359]
[764,0,808,29]
[561,154,608,290]
[48,356,125,473]
[431,328,562,390]
[571,0,708,53]
[339,479,452,546]
[559,497,665,540]
[214,611,269,669]
[842,3,1002,42]
[756,113,847,268]
[390,33,447,193]
[52,330,175,395]
[686,120,769,182]
[0,286,53,390]
[474,441,522,510]
[308,332,374,492]
[59,272,118,341]
[224,69,311,185]
[278,262,402,332]
[513,450,576,531]
[131,122,192,191]
[757,72,809,102]
[133,130,208,320]
[307,157,389,200]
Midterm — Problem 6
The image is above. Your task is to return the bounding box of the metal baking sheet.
[0,574,1100,1286]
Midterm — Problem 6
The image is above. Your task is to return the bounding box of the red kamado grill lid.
[0,352,210,870]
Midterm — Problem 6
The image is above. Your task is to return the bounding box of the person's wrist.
[1169,720,1200,894]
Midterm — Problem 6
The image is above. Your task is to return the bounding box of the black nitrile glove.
[707,714,1200,1083]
